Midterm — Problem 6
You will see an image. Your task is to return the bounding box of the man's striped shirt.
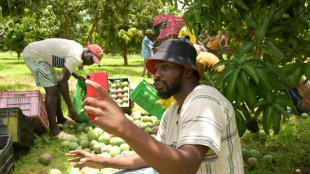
[157,85,244,174]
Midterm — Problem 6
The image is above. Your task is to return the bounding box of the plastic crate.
[0,108,34,147]
[129,79,166,119]
[109,77,132,114]
[0,90,49,131]
[0,135,14,174]
[72,80,89,122]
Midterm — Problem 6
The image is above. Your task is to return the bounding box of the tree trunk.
[58,2,72,39]
[121,47,128,66]
[17,51,21,59]
[88,16,102,43]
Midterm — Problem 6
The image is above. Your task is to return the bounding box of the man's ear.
[184,67,195,78]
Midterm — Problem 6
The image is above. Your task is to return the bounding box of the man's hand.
[66,150,105,169]
[72,72,86,82]
[83,80,133,137]
[68,106,79,122]
[77,75,86,82]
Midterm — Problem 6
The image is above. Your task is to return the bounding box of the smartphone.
[86,71,109,121]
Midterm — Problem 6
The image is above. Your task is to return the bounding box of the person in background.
[23,38,103,140]
[66,39,244,174]
[180,34,224,80]
[141,29,154,78]
[178,25,197,44]
[285,74,310,115]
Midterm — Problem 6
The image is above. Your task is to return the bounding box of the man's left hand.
[68,106,79,122]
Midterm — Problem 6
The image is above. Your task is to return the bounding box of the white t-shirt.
[157,85,244,174]
[23,38,83,73]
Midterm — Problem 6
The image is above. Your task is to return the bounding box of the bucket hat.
[146,39,201,79]
[84,41,103,66]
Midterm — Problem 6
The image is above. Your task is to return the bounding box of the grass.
[0,52,309,174]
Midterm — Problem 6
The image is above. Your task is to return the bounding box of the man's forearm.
[58,81,73,108]
[102,154,148,169]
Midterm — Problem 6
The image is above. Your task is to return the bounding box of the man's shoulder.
[188,85,225,101]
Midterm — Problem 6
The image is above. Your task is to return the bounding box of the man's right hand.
[66,150,105,169]
[82,80,134,137]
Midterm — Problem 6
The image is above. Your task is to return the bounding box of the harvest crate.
[0,135,14,174]
[0,90,49,131]
[72,80,88,122]
[0,108,34,147]
[73,77,132,122]
[109,77,131,114]
[129,79,166,119]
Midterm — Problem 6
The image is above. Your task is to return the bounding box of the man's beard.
[156,72,183,99]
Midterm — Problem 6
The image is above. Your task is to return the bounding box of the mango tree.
[164,0,310,136]
[94,0,163,66]
[3,6,60,58]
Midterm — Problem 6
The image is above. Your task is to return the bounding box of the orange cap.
[84,41,103,66]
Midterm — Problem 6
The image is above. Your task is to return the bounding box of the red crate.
[0,90,49,131]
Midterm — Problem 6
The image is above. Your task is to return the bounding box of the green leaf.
[280,64,298,75]
[265,62,287,81]
[255,15,269,48]
[218,66,235,82]
[245,17,258,29]
[203,71,212,81]
[302,62,310,80]
[253,98,269,108]
[241,62,259,84]
[273,103,289,118]
[211,60,235,71]
[234,0,249,10]
[240,103,251,121]
[263,39,287,58]
[275,98,297,112]
[235,41,255,57]
[254,105,265,119]
[245,83,258,109]
[294,66,302,86]
[235,110,246,137]
[272,110,281,134]
[240,70,249,86]
[225,67,241,101]
[193,9,201,23]
[236,77,245,100]
[267,25,287,34]
[256,67,273,90]
[262,105,273,135]
[238,53,256,65]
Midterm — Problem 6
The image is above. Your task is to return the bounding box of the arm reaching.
[72,72,86,82]
[82,80,209,174]
[66,150,148,169]
[58,66,78,121]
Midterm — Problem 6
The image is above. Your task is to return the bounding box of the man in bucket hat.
[23,38,103,140]
[66,39,244,174]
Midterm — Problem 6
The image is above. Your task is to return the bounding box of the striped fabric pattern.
[157,85,244,174]
[52,55,66,68]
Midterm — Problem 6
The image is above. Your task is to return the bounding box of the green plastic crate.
[129,79,166,119]
[0,108,34,147]
[0,135,14,174]
[72,80,89,122]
